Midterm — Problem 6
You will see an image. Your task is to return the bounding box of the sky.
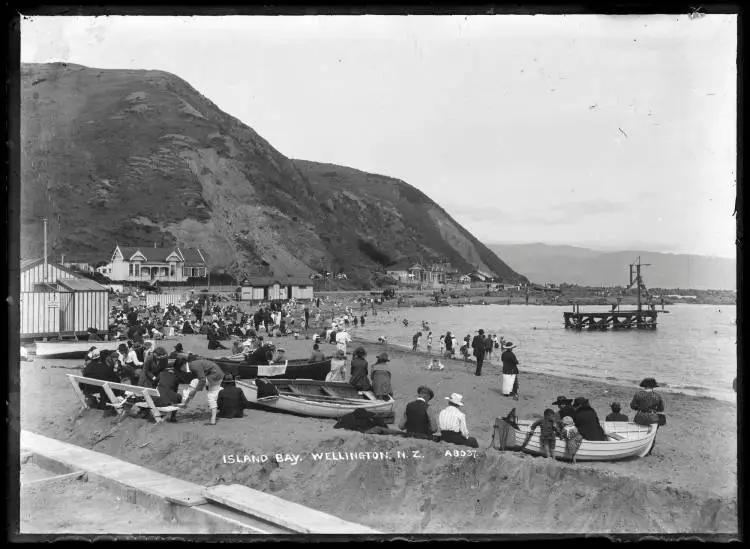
[21,14,737,258]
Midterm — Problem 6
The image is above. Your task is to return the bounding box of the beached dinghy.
[34,340,121,359]
[174,357,332,381]
[236,379,395,420]
[495,419,658,462]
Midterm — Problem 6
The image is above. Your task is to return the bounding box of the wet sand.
[19,329,737,535]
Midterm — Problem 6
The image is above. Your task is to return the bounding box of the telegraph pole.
[42,216,48,282]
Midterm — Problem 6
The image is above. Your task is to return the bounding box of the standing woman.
[630,378,665,425]
[349,346,372,391]
[501,341,520,400]
[371,353,393,401]
[630,377,665,455]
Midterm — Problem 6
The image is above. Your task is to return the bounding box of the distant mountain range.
[488,243,736,291]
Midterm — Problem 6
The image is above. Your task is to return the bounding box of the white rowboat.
[499,419,658,462]
[34,340,121,359]
[237,379,395,419]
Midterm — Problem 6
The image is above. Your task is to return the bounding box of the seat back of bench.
[67,374,159,397]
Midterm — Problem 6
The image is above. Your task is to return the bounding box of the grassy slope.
[21,63,524,286]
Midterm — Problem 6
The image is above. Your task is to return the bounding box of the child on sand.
[426,332,433,354]
[439,335,445,356]
[528,409,561,458]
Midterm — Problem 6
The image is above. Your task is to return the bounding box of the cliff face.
[21,62,526,286]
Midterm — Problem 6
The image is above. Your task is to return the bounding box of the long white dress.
[502,374,516,395]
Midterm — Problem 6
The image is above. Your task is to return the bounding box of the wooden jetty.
[564,258,666,331]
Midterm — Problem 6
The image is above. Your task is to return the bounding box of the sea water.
[356,303,737,403]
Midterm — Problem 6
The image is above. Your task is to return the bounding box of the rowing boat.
[494,419,657,462]
[236,379,395,419]
[34,340,121,359]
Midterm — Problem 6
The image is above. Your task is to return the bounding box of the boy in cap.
[175,356,225,425]
[216,374,250,419]
[605,402,629,422]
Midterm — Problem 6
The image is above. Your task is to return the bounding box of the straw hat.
[502,341,516,349]
[639,377,659,389]
[445,393,465,406]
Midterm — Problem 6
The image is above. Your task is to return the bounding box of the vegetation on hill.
[21,62,526,288]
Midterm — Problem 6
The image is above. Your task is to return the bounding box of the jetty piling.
[563,257,665,331]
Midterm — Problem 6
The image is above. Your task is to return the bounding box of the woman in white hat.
[500,341,520,400]
[437,393,479,448]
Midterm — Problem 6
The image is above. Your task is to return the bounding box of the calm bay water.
[356,303,737,403]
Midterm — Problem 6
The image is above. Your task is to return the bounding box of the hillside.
[20,62,526,287]
[489,243,736,290]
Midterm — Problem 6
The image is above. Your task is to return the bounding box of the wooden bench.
[67,374,178,423]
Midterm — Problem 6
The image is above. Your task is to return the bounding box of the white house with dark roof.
[104,245,208,282]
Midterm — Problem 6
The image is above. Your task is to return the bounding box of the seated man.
[437,393,479,448]
[399,386,437,438]
[81,349,122,410]
[216,374,250,419]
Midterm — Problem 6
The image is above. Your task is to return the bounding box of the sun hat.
[562,416,574,426]
[445,393,465,406]
[502,341,516,349]
[639,377,659,389]
[552,396,572,406]
[376,353,390,363]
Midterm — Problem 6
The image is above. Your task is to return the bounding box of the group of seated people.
[81,344,255,424]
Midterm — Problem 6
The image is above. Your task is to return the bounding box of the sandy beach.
[18,322,737,535]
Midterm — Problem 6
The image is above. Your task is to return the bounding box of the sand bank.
[19,332,737,534]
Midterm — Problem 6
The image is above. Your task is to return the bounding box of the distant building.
[104,245,208,282]
[61,261,94,273]
[386,261,446,286]
[239,276,314,301]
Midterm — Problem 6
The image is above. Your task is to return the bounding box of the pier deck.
[563,310,658,331]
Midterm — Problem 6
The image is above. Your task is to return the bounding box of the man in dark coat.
[216,374,250,419]
[471,329,486,376]
[572,397,607,441]
[253,308,264,332]
[304,307,310,329]
[81,350,122,409]
[399,386,437,436]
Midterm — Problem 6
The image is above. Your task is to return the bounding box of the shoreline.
[351,335,737,405]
